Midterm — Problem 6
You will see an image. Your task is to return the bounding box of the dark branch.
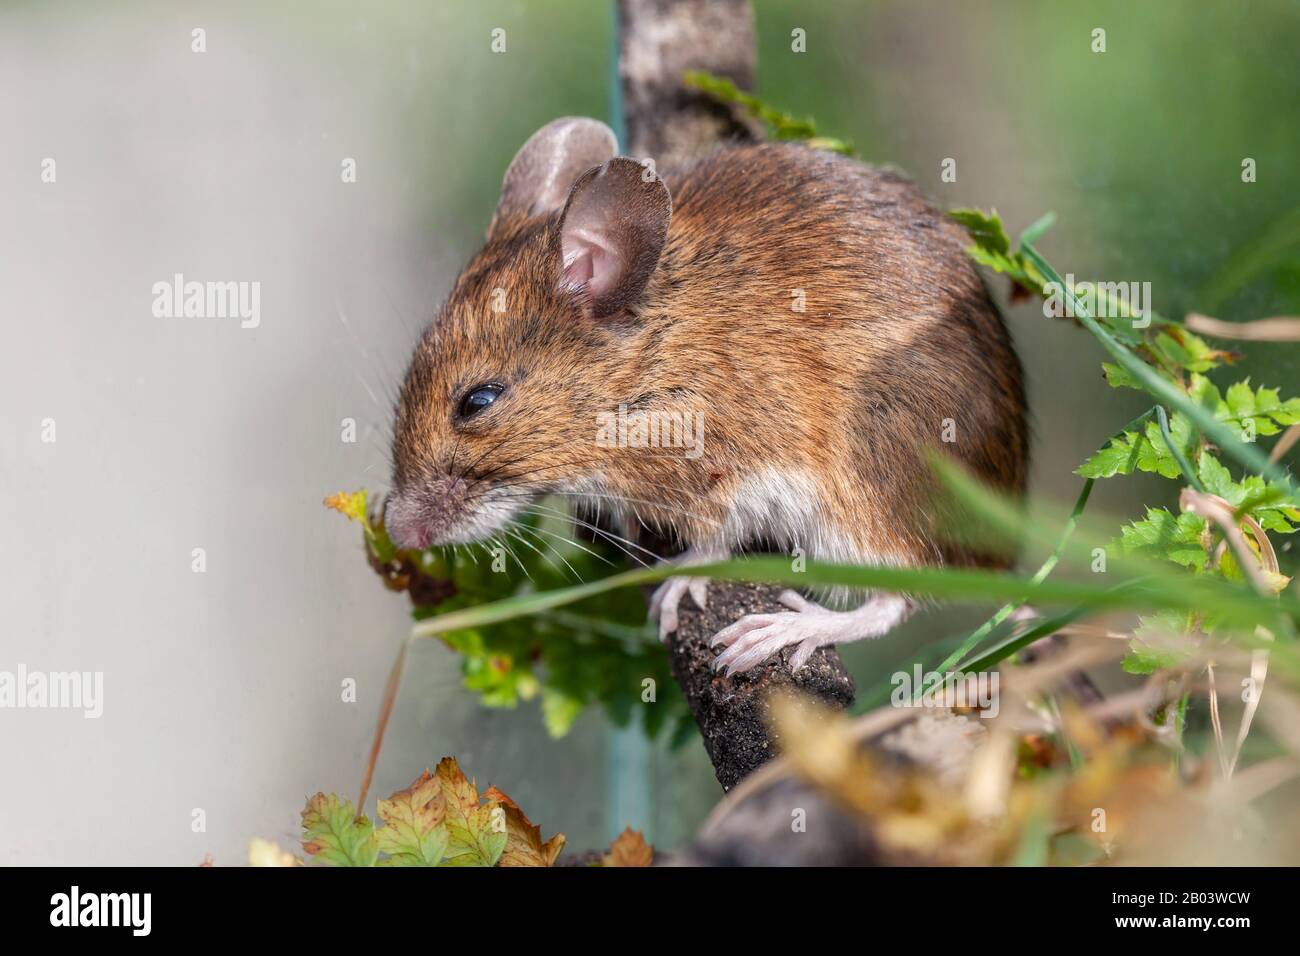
[667,582,855,791]
[618,0,856,791]
[617,0,763,168]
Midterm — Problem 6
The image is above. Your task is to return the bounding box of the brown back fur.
[391,142,1028,568]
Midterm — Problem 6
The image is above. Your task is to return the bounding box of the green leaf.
[1206,376,1300,441]
[683,70,855,155]
[1225,380,1256,417]
[949,208,1047,293]
[949,207,1011,255]
[348,501,689,742]
[435,758,508,867]
[1187,372,1225,413]
[1115,509,1208,570]
[541,686,585,738]
[1021,243,1296,492]
[1197,453,1300,534]
[1148,329,1225,374]
[442,804,507,867]
[1101,362,1142,390]
[1122,645,1186,675]
[1077,413,1196,481]
[1123,611,1197,673]
[1197,451,1237,500]
[301,793,379,867]
[1077,430,1145,478]
[1255,508,1300,534]
[1277,398,1300,425]
[1138,414,1196,479]
[375,770,450,867]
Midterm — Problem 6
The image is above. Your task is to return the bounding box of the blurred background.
[1,0,1297,864]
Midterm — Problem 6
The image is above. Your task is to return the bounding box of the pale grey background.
[0,0,719,866]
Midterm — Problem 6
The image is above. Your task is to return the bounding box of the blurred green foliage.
[326,491,693,744]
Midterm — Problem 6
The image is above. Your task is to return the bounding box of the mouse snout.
[384,475,471,550]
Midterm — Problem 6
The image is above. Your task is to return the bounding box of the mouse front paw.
[646,545,725,642]
[648,575,710,642]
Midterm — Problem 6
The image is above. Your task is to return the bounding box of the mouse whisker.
[504,522,582,579]
[522,490,722,528]
[470,453,709,504]
[446,434,464,479]
[520,512,652,569]
[459,425,539,477]
[491,531,536,582]
[513,517,618,570]
[463,439,608,484]
[517,502,662,562]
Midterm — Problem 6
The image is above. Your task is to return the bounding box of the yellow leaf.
[376,769,449,866]
[323,490,368,524]
[434,756,482,815]
[248,837,299,867]
[433,757,506,866]
[483,785,567,867]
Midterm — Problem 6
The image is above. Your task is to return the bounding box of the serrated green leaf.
[950,208,1047,293]
[1256,509,1299,534]
[1122,646,1186,675]
[1203,376,1300,440]
[342,497,690,742]
[1077,430,1145,478]
[1225,380,1256,417]
[434,757,508,867]
[950,208,1011,255]
[1123,611,1196,673]
[1149,329,1224,374]
[1077,413,1196,481]
[1101,362,1142,390]
[1197,453,1238,501]
[301,793,379,867]
[1116,509,1208,569]
[1197,453,1300,534]
[1187,372,1225,412]
[375,770,450,867]
[1137,414,1195,479]
[442,804,508,867]
[1275,397,1300,425]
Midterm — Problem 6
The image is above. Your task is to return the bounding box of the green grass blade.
[923,478,1095,691]
[411,554,1298,643]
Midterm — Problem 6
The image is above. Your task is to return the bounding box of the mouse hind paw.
[711,590,912,676]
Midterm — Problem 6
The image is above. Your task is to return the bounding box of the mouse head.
[386,118,672,549]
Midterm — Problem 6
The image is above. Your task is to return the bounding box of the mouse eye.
[457,383,504,420]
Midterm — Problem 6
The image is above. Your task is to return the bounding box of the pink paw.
[710,590,912,676]
[648,575,710,642]
[709,590,833,674]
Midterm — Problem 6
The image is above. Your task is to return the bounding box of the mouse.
[385,116,1028,676]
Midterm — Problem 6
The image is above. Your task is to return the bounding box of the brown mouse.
[386,117,1028,675]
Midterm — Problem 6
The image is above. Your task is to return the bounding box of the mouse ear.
[489,117,618,236]
[555,157,671,319]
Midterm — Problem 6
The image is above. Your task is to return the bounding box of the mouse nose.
[384,477,468,550]
[385,496,431,550]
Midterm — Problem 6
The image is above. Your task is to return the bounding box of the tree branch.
[618,0,856,791]
[617,0,763,168]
